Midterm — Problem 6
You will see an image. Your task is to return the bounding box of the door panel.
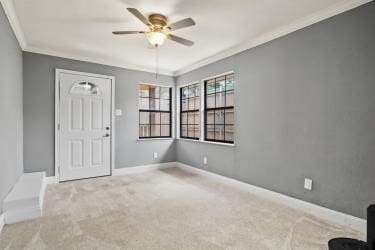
[70,140,83,168]
[91,99,103,130]
[90,139,103,166]
[70,98,84,130]
[59,72,112,181]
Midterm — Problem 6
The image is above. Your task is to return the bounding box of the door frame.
[55,69,116,182]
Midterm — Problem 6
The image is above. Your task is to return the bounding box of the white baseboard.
[113,162,177,176]
[42,161,366,233]
[0,213,4,234]
[46,176,58,184]
[45,162,178,183]
[176,162,366,233]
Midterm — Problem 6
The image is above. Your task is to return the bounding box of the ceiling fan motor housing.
[149,14,168,30]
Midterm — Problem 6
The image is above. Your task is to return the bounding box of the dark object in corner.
[328,238,367,250]
[328,204,375,250]
[368,205,375,250]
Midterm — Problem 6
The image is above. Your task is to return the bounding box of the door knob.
[103,133,110,137]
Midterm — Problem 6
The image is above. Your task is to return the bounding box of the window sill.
[137,138,175,141]
[177,138,235,147]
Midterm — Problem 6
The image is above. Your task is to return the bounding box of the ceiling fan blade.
[126,8,151,26]
[112,31,145,35]
[167,18,195,31]
[168,34,194,46]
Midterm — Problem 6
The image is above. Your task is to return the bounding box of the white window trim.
[176,81,201,141]
[138,82,175,140]
[177,70,235,146]
[177,137,236,147]
[200,71,235,83]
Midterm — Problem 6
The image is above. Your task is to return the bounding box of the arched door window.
[70,82,101,95]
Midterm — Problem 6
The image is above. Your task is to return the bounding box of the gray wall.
[175,2,375,219]
[18,1,375,219]
[0,4,23,209]
[23,52,175,177]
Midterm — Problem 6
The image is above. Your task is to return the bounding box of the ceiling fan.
[113,8,196,47]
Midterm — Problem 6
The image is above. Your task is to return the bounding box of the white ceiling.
[4,0,370,75]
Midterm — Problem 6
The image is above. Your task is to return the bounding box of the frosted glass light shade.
[146,32,167,47]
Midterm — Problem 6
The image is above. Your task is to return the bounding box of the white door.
[58,72,112,181]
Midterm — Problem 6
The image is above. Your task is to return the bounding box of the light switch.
[115,109,122,116]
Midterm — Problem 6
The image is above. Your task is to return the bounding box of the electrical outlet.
[153,152,158,159]
[115,109,122,116]
[304,178,313,190]
[203,157,207,165]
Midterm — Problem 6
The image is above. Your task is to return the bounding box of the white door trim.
[55,69,115,182]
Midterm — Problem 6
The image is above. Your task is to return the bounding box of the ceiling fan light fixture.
[113,8,195,47]
[146,31,167,47]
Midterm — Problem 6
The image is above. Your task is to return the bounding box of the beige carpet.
[0,167,364,249]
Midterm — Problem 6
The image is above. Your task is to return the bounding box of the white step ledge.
[0,213,4,234]
[3,172,47,224]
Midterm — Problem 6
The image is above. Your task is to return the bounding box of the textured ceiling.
[9,0,370,75]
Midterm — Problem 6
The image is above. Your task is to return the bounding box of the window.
[204,73,234,144]
[70,82,101,95]
[139,84,172,138]
[180,83,200,139]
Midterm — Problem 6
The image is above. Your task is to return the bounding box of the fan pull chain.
[155,45,159,80]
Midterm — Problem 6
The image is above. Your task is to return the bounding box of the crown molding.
[173,0,372,76]
[1,1,174,75]
[24,45,174,76]
[0,0,26,49]
[2,0,371,77]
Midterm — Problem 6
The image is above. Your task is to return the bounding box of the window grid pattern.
[180,83,200,140]
[139,85,172,138]
[204,74,234,144]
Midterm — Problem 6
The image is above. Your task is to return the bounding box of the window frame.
[203,73,234,144]
[138,83,173,139]
[179,82,201,140]
[177,71,235,145]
